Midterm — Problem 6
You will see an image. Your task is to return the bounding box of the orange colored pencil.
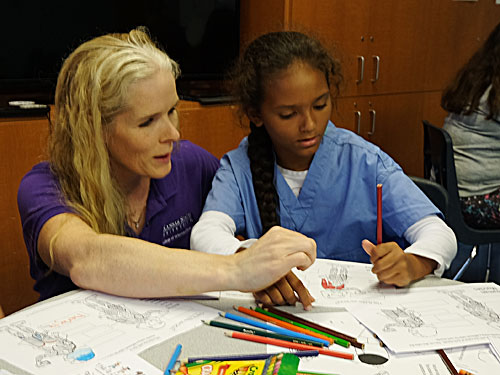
[225,331,354,360]
[235,306,334,345]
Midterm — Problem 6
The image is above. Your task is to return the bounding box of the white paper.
[268,311,500,375]
[73,351,163,375]
[348,282,500,353]
[0,290,218,375]
[295,259,397,307]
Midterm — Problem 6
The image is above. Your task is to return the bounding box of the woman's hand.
[253,271,315,310]
[362,239,437,286]
[232,226,316,295]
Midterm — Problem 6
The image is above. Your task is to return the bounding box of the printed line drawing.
[443,291,500,330]
[0,320,95,367]
[78,294,166,329]
[380,307,437,337]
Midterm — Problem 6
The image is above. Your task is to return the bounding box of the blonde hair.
[49,27,180,235]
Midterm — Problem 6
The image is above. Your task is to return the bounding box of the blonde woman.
[17,28,316,301]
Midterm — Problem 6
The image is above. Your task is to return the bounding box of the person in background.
[17,27,316,302]
[441,21,500,230]
[191,31,456,309]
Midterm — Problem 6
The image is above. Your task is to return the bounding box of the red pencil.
[377,184,383,244]
[235,306,334,345]
[224,331,354,360]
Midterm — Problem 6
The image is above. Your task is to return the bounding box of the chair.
[422,120,500,280]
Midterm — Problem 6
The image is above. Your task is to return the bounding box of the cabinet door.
[333,91,447,177]
[421,0,500,91]
[290,0,370,97]
[178,101,248,159]
[0,118,49,315]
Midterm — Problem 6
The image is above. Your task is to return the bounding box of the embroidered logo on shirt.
[162,213,194,245]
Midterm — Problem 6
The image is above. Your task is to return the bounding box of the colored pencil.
[254,307,350,348]
[260,304,364,349]
[224,331,354,360]
[219,312,330,346]
[377,183,383,244]
[203,320,324,347]
[437,349,458,375]
[185,350,320,363]
[297,372,340,375]
[164,344,182,374]
[235,306,334,345]
[458,370,475,375]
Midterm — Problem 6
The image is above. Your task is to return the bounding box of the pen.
[203,320,325,347]
[260,304,364,349]
[377,183,382,244]
[453,246,477,281]
[253,306,350,348]
[219,312,330,346]
[224,331,354,360]
[235,306,334,345]
[164,344,182,374]
[185,350,319,363]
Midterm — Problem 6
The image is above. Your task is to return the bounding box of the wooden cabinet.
[242,0,500,176]
[0,116,49,316]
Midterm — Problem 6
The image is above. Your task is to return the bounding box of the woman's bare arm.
[38,214,316,298]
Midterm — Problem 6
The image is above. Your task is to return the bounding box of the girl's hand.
[253,271,315,310]
[362,239,437,287]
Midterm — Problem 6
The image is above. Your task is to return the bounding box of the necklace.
[129,207,145,230]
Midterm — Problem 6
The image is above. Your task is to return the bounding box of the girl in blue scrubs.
[191,31,457,308]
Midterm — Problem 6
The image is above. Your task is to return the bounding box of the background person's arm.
[38,213,316,298]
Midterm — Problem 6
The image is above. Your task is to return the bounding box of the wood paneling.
[0,116,49,316]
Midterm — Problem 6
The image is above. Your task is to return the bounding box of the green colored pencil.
[254,307,350,348]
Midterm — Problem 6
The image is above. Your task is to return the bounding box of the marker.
[224,331,354,360]
[164,344,182,374]
[377,184,383,244]
[185,350,319,363]
[219,312,330,346]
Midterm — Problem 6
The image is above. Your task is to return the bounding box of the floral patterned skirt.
[461,187,500,229]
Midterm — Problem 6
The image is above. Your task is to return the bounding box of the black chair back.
[422,120,500,245]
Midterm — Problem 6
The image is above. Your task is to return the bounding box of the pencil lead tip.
[232,305,239,311]
[223,332,231,337]
[218,312,225,317]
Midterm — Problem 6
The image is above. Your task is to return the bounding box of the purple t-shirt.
[17,140,220,301]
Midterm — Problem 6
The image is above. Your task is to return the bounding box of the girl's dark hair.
[228,31,343,234]
[441,21,500,119]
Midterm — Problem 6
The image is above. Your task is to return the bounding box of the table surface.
[0,275,460,374]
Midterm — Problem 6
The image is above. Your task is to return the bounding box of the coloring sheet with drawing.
[266,311,500,375]
[214,258,397,305]
[0,290,218,375]
[348,282,500,353]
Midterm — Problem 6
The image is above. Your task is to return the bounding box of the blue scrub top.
[203,122,441,262]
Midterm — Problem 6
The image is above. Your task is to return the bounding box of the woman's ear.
[248,109,264,127]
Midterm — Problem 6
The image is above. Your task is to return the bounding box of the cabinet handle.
[355,111,361,134]
[371,55,380,83]
[356,56,365,84]
[368,109,376,135]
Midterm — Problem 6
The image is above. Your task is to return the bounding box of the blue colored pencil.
[186,350,319,363]
[219,312,330,346]
[164,344,182,374]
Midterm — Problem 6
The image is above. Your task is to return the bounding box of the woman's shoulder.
[173,140,219,167]
[19,161,57,188]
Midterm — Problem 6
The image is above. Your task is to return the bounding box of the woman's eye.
[168,106,177,116]
[139,118,154,128]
